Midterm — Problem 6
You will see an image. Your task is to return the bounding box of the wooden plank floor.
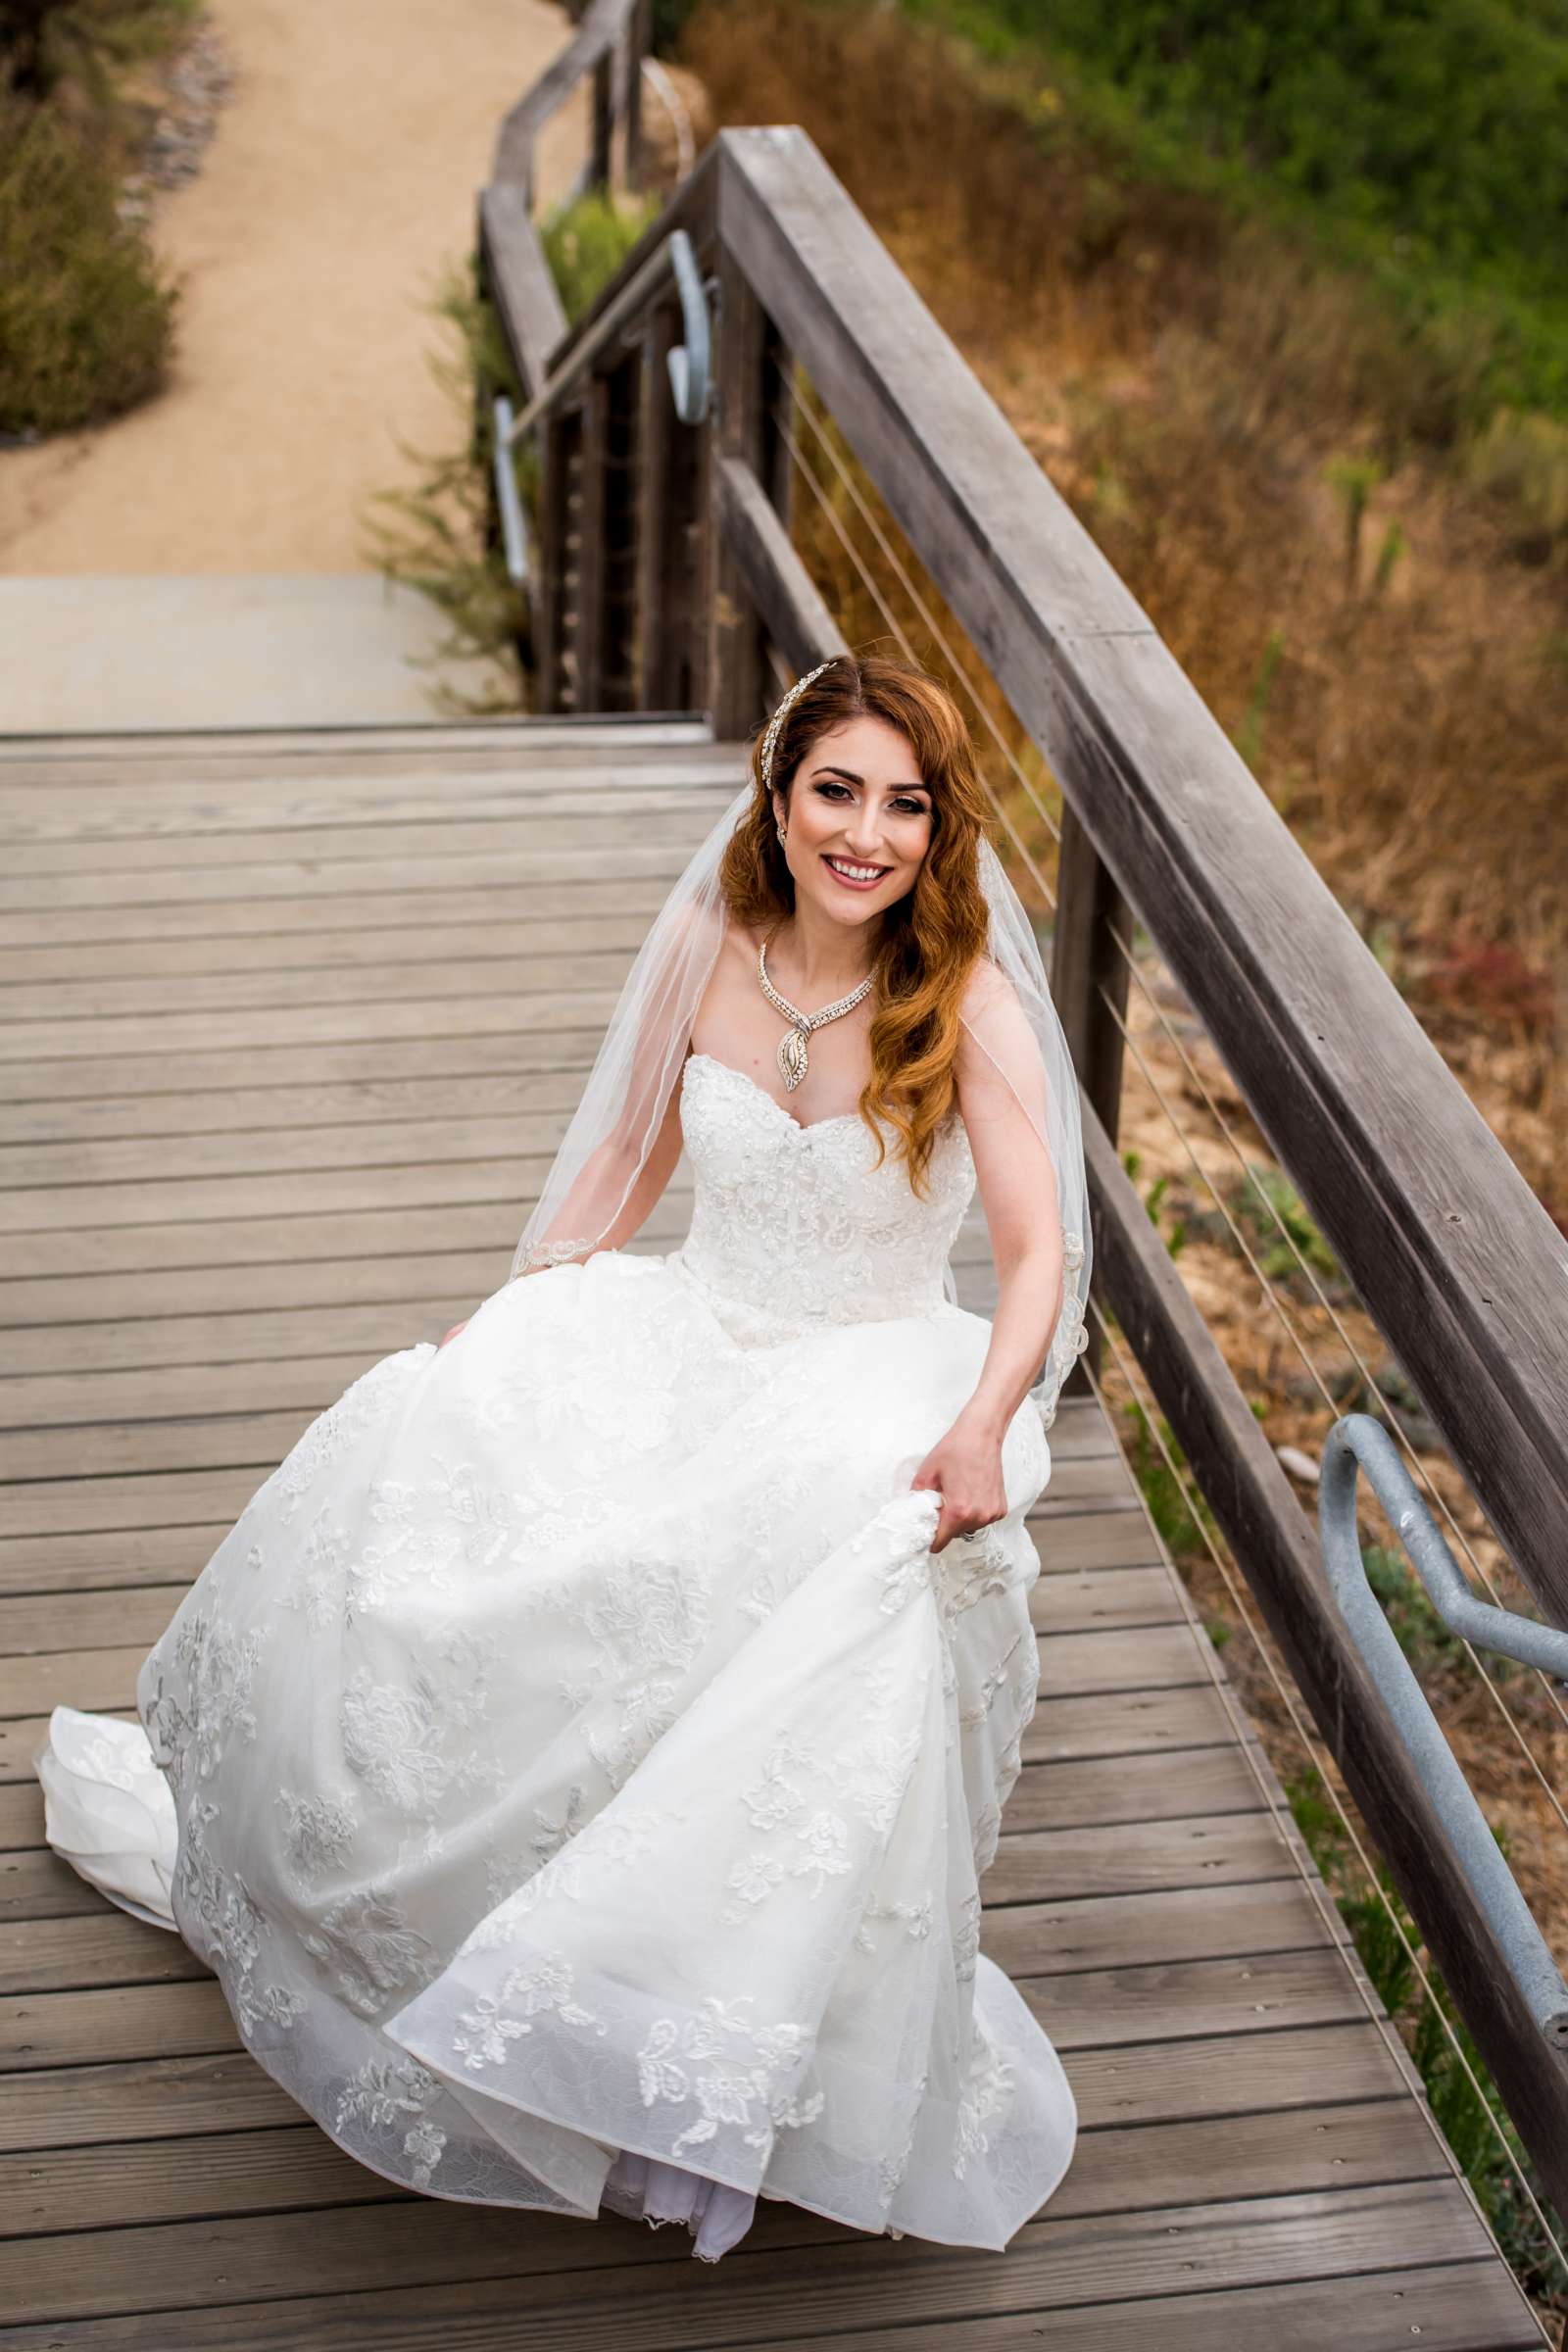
[0,720,1545,2348]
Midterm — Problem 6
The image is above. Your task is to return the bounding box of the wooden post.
[708,248,772,741]
[601,347,642,710]
[533,403,579,714]
[624,0,652,193]
[1051,801,1135,1394]
[590,50,614,195]
[471,199,501,566]
[761,315,794,539]
[635,300,705,710]
[573,377,611,710]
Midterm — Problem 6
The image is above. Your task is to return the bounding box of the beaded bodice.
[669,1051,975,1348]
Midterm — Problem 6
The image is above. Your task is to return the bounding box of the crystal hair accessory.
[760,658,838,792]
[757,929,875,1091]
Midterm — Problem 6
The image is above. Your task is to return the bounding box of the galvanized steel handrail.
[1321,1413,1568,2052]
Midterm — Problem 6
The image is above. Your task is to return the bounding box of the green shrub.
[0,91,178,434]
[1224,1159,1344,1293]
[538,185,662,327]
[900,0,1568,425]
[1120,1396,1216,1564]
[358,252,531,714]
[1,0,199,107]
[925,0,1568,310]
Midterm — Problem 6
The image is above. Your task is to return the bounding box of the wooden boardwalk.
[0,718,1545,2347]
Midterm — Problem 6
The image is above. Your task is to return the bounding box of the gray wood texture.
[490,0,640,196]
[477,184,567,401]
[0,722,1542,2346]
[708,255,775,741]
[713,450,850,679]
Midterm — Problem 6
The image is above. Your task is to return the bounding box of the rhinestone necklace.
[757,930,875,1091]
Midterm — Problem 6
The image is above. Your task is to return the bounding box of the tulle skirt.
[33,1249,1078,2256]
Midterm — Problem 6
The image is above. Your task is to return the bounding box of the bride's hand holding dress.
[910,962,1070,1554]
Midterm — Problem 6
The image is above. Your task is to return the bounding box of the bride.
[34,651,1093,2265]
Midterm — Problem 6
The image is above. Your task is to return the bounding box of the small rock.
[117,13,236,214]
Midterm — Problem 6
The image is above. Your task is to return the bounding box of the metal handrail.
[1320,1412,1568,2050]
[664,229,711,425]
[501,223,710,452]
[492,225,710,586]
[490,393,533,588]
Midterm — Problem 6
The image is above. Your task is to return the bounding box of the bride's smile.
[772,710,934,970]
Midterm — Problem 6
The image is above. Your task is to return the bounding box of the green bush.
[902,0,1568,422]
[538,185,662,327]
[1,0,199,107]
[0,91,178,434]
[1120,1395,1217,1563]
[358,252,531,713]
[926,0,1568,299]
[1183,1157,1346,1297]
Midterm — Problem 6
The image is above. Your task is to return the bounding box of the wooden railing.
[475,95,1568,2223]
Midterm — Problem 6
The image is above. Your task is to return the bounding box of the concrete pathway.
[0,0,590,728]
[0,576,512,732]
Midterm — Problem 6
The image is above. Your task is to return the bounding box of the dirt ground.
[0,0,588,573]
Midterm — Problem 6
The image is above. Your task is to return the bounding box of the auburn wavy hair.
[716,651,994,1201]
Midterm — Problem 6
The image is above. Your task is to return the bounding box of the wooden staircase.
[0,717,1545,2347]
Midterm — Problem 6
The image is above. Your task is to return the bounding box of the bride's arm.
[437,1083,688,1344]
[512,1078,688,1277]
[908,963,1066,1547]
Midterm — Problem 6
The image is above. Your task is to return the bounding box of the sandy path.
[0,0,586,573]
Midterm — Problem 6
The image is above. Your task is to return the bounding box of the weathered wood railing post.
[533,402,580,711]
[1051,806,1134,1395]
[590,46,614,192]
[636,297,707,710]
[624,0,653,193]
[708,251,783,740]
[571,379,609,708]
[562,345,643,711]
[599,346,643,709]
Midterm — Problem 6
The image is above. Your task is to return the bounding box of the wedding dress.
[33,1045,1080,2260]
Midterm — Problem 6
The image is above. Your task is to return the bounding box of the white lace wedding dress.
[34,1047,1079,2260]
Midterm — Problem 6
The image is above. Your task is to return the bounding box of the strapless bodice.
[668,1051,975,1348]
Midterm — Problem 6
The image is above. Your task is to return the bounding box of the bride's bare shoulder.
[958,954,1018,1017]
